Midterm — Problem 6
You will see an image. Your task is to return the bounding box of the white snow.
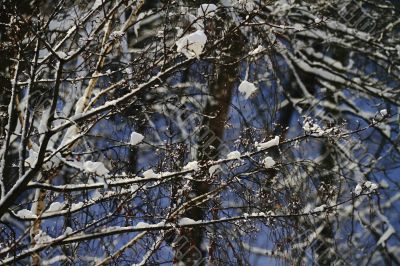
[235,0,255,11]
[34,230,53,246]
[302,118,331,136]
[293,23,304,31]
[313,204,327,213]
[71,202,84,211]
[160,171,173,177]
[377,226,395,247]
[209,165,220,175]
[16,209,37,219]
[63,227,73,235]
[364,181,379,192]
[355,181,378,195]
[142,169,160,179]
[238,80,258,99]
[183,161,199,171]
[47,202,64,212]
[249,45,264,55]
[227,151,241,160]
[92,0,103,10]
[303,121,318,132]
[266,210,275,216]
[178,217,197,225]
[56,51,68,59]
[176,30,207,59]
[130,132,144,146]
[354,184,363,196]
[84,161,109,176]
[135,221,150,229]
[263,157,276,168]
[197,4,217,17]
[175,27,183,37]
[379,109,388,116]
[256,136,280,151]
[156,221,166,227]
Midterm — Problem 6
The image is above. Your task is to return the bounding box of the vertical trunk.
[175,29,244,265]
[30,186,46,266]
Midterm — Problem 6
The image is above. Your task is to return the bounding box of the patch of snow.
[143,169,160,179]
[34,230,53,246]
[235,0,255,11]
[354,184,362,196]
[175,27,183,37]
[209,165,220,175]
[47,202,64,212]
[135,221,149,229]
[92,0,103,10]
[16,209,37,219]
[270,1,291,15]
[377,226,395,247]
[63,227,73,235]
[84,161,109,176]
[176,30,207,59]
[130,184,139,192]
[227,151,241,160]
[130,132,144,146]
[303,204,312,213]
[256,136,280,151]
[156,221,166,226]
[56,51,68,59]
[249,45,264,55]
[302,117,332,136]
[238,80,258,99]
[294,23,304,31]
[379,109,388,116]
[160,171,173,177]
[183,161,199,171]
[266,210,275,216]
[178,217,196,225]
[355,181,378,195]
[71,202,84,211]
[313,204,327,213]
[364,181,379,192]
[197,4,217,17]
[263,157,276,168]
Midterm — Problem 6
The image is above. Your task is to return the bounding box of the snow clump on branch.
[84,161,109,176]
[238,80,258,99]
[176,30,207,59]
